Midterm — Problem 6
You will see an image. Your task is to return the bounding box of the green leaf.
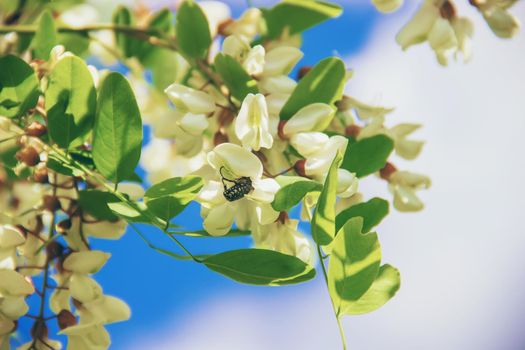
[341,135,394,177]
[93,72,142,184]
[214,53,258,102]
[203,248,316,285]
[45,55,96,149]
[311,152,342,246]
[144,176,204,222]
[335,198,389,233]
[112,6,140,58]
[32,11,57,60]
[0,55,39,118]
[149,8,175,35]
[46,153,85,177]
[108,201,158,225]
[169,228,251,237]
[263,0,343,39]
[341,264,400,315]
[280,57,345,120]
[77,190,120,221]
[58,33,90,56]
[328,217,382,314]
[176,0,212,59]
[272,176,322,212]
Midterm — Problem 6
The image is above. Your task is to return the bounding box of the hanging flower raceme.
[56,250,131,350]
[197,143,280,236]
[396,0,473,65]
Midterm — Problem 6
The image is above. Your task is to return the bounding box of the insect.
[220,166,253,202]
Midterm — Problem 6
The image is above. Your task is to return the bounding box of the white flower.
[0,269,34,320]
[262,46,303,77]
[0,225,25,270]
[282,103,335,136]
[481,5,520,38]
[389,123,425,160]
[252,219,315,264]
[258,75,296,94]
[235,93,273,151]
[337,169,359,198]
[198,143,280,236]
[221,8,262,40]
[242,45,265,76]
[388,171,431,212]
[222,35,251,60]
[396,0,473,65]
[197,1,232,37]
[164,83,216,114]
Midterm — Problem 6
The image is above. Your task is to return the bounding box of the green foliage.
[46,153,85,177]
[32,11,57,60]
[113,6,140,58]
[263,0,343,39]
[92,72,142,184]
[0,55,39,118]
[77,190,120,221]
[335,197,389,233]
[176,0,212,60]
[144,176,204,222]
[327,217,381,315]
[280,57,346,120]
[342,135,394,177]
[340,264,400,315]
[170,229,251,237]
[214,53,258,102]
[45,56,96,149]
[272,176,322,212]
[203,249,316,285]
[58,33,90,56]
[311,152,342,246]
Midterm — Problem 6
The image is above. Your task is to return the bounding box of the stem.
[305,200,347,350]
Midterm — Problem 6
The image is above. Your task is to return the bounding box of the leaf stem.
[305,200,347,350]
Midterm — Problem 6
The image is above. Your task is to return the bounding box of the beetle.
[220,166,253,202]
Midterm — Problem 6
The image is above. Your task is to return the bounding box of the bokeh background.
[13,0,525,349]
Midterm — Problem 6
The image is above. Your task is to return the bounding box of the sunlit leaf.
[176,0,211,59]
[214,53,258,101]
[203,249,316,285]
[341,264,400,315]
[144,176,204,222]
[311,151,342,245]
[280,57,345,120]
[77,190,120,221]
[92,73,142,184]
[341,135,394,177]
[45,56,96,149]
[272,176,322,212]
[32,10,57,60]
[336,197,389,233]
[263,0,343,39]
[328,217,382,315]
[0,55,39,118]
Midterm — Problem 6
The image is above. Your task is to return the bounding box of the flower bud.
[263,46,303,77]
[283,103,334,135]
[380,162,397,180]
[297,66,311,80]
[178,113,209,136]
[345,124,361,138]
[42,195,61,212]
[242,45,265,76]
[164,83,216,114]
[16,146,40,166]
[56,218,72,233]
[33,167,49,183]
[24,121,47,137]
[45,241,64,261]
[439,0,456,19]
[214,130,229,145]
[57,309,77,330]
[294,160,307,177]
[483,7,520,38]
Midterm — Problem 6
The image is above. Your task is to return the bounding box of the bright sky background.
[13,0,525,349]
